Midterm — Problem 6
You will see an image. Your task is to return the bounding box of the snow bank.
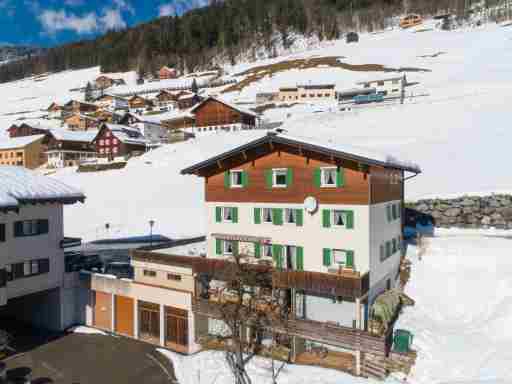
[68,326,107,335]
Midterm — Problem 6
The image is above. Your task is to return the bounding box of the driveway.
[1,321,177,384]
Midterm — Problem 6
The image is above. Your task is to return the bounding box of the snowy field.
[153,230,512,384]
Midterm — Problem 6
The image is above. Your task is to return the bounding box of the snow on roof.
[0,166,85,209]
[22,119,62,131]
[356,74,405,84]
[123,112,163,125]
[103,123,148,146]
[49,129,97,143]
[0,134,46,150]
[190,96,258,117]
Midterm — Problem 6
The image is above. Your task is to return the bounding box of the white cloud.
[112,0,135,15]
[158,3,176,17]
[38,9,98,35]
[100,8,126,31]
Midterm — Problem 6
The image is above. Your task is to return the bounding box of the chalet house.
[94,94,129,112]
[118,113,168,144]
[279,84,336,102]
[93,123,148,160]
[177,92,201,110]
[64,113,100,132]
[0,135,47,169]
[128,95,154,113]
[62,100,98,118]
[256,92,279,105]
[356,75,407,98]
[7,123,50,138]
[159,66,178,80]
[160,112,196,131]
[86,131,420,375]
[95,75,126,89]
[155,90,178,109]
[47,102,63,119]
[45,130,97,168]
[0,166,85,330]
[188,97,258,135]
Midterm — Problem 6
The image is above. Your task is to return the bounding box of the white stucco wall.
[0,204,65,300]
[368,200,402,304]
[302,293,357,328]
[206,202,370,275]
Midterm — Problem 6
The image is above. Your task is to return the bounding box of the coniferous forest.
[0,0,505,83]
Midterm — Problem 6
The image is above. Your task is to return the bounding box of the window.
[113,138,118,145]
[285,208,296,224]
[0,224,5,242]
[223,207,234,222]
[231,170,243,188]
[333,249,348,265]
[392,204,398,220]
[167,273,182,281]
[105,139,110,145]
[31,260,39,275]
[380,244,385,262]
[14,220,49,237]
[143,270,156,277]
[216,207,237,223]
[323,248,354,269]
[263,208,273,223]
[223,240,234,255]
[392,238,398,253]
[263,244,273,258]
[321,167,337,187]
[99,139,104,146]
[332,210,347,227]
[113,147,118,154]
[273,169,288,187]
[284,246,297,270]
[5,259,49,280]
[100,148,105,154]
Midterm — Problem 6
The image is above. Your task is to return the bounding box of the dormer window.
[321,167,337,187]
[231,170,243,188]
[273,169,288,187]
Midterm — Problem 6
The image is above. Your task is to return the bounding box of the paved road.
[1,322,177,384]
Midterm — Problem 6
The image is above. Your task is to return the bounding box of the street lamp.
[149,220,155,247]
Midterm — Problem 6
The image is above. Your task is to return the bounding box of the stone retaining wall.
[410,194,512,229]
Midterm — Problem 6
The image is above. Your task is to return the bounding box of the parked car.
[346,32,359,43]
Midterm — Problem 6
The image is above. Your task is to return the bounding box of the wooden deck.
[296,350,356,374]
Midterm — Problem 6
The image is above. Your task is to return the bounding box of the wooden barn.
[93,123,148,160]
[128,95,154,112]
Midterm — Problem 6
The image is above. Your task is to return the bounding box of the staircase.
[362,355,388,380]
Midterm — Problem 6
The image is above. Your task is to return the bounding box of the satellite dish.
[304,196,318,214]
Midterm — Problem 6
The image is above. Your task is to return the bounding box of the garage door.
[115,295,134,337]
[94,291,112,331]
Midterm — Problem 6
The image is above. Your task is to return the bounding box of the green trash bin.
[393,329,413,353]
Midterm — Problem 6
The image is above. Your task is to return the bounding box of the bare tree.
[197,250,292,384]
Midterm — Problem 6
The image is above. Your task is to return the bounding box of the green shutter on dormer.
[313,168,321,188]
[264,169,273,189]
[286,168,293,187]
[336,167,345,187]
[215,207,222,223]
[224,171,231,188]
[254,208,261,224]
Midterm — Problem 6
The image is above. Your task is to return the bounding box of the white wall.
[0,204,65,300]
[302,293,356,328]
[368,200,402,304]
[206,202,370,275]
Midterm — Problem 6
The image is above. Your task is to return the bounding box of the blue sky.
[0,0,208,47]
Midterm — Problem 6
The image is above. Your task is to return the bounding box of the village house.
[92,123,148,160]
[94,94,129,112]
[47,102,63,119]
[278,84,336,102]
[0,166,85,330]
[95,75,126,89]
[188,97,258,135]
[7,122,51,138]
[86,131,420,376]
[159,66,178,80]
[0,135,47,169]
[119,112,169,144]
[45,130,97,168]
[177,92,201,110]
[155,90,178,110]
[256,92,279,105]
[64,113,100,132]
[356,75,407,98]
[160,112,196,132]
[62,100,98,118]
[128,95,154,113]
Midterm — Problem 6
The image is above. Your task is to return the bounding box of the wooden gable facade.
[65,114,99,131]
[94,124,146,159]
[129,95,153,110]
[193,98,256,128]
[8,123,49,138]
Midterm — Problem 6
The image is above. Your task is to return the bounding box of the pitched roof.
[190,96,257,117]
[49,129,97,143]
[121,112,163,125]
[97,123,148,146]
[0,135,46,150]
[181,132,421,175]
[0,166,85,210]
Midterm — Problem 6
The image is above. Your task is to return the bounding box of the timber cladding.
[194,98,255,127]
[115,295,134,337]
[370,167,402,204]
[205,150,370,205]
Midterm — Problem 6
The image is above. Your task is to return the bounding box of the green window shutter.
[233,241,239,256]
[345,210,354,229]
[322,209,331,228]
[386,205,392,222]
[313,168,321,188]
[273,208,283,225]
[296,209,303,227]
[264,169,273,189]
[272,245,283,269]
[254,208,261,224]
[242,171,249,188]
[286,168,293,187]
[323,248,332,267]
[336,167,345,187]
[232,207,238,223]
[254,243,261,258]
[215,207,222,223]
[215,239,223,255]
[346,250,354,268]
[224,171,231,188]
[296,247,304,271]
